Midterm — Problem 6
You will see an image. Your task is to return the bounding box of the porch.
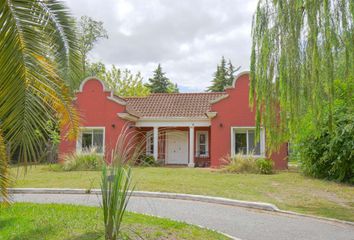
[136,125,211,167]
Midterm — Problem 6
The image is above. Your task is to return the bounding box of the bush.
[296,119,353,183]
[61,149,103,171]
[222,154,274,174]
[294,80,354,183]
[222,154,258,173]
[256,158,274,174]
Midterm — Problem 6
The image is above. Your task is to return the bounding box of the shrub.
[293,80,354,183]
[62,149,103,171]
[222,154,274,174]
[256,158,274,174]
[222,154,258,173]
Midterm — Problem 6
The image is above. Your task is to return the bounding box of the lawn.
[11,165,354,222]
[0,203,228,240]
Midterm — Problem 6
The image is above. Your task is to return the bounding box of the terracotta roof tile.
[125,92,227,119]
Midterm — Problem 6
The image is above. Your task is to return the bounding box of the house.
[59,71,288,169]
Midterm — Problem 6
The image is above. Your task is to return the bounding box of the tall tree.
[0,0,80,202]
[208,57,240,92]
[146,64,179,93]
[103,66,150,97]
[77,16,108,77]
[250,0,354,148]
[226,60,241,86]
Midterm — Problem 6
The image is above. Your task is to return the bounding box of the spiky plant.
[100,125,145,239]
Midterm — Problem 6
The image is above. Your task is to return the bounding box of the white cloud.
[64,0,257,92]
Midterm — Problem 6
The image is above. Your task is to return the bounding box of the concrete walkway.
[11,193,354,240]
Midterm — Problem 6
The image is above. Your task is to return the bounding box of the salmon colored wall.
[210,73,288,169]
[59,78,130,162]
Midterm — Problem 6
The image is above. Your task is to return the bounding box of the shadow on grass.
[9,226,54,240]
[0,218,16,230]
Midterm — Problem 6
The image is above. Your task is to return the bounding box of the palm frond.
[0,128,10,205]
[0,0,81,166]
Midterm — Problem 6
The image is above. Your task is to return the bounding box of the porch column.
[188,126,195,167]
[153,126,159,161]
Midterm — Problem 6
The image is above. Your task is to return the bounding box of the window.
[77,128,104,153]
[196,131,209,157]
[146,131,154,156]
[232,128,263,156]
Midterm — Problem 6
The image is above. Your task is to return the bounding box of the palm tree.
[0,0,81,203]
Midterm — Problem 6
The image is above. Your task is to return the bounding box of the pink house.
[59,71,288,169]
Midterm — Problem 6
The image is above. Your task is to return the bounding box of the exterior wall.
[59,78,131,162]
[210,73,288,169]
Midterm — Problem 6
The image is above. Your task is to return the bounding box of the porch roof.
[125,92,227,119]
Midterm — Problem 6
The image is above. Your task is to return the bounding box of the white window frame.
[146,131,154,156]
[196,131,209,157]
[230,127,265,157]
[76,127,105,154]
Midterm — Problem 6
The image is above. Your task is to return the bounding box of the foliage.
[222,154,274,174]
[256,158,274,174]
[77,16,108,77]
[250,0,354,148]
[222,154,258,174]
[294,81,354,183]
[146,64,179,93]
[0,130,9,203]
[0,0,81,202]
[100,126,146,239]
[101,163,132,240]
[207,57,240,92]
[61,149,103,171]
[104,66,150,97]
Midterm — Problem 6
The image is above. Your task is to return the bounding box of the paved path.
[11,193,354,240]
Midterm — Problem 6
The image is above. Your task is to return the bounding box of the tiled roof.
[125,92,227,118]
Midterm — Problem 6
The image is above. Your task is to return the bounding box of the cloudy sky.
[64,0,258,92]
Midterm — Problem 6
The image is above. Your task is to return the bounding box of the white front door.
[166,131,188,164]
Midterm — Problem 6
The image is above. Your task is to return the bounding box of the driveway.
[11,193,354,240]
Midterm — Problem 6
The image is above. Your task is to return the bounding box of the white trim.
[117,112,138,121]
[209,94,229,104]
[78,77,110,92]
[230,126,265,157]
[135,119,210,127]
[224,70,250,90]
[205,112,217,119]
[107,92,127,105]
[196,130,209,157]
[153,127,159,160]
[188,127,195,167]
[77,77,127,106]
[76,127,105,154]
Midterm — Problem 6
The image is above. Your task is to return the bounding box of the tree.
[207,57,240,92]
[87,61,107,79]
[146,64,179,93]
[103,66,150,97]
[250,0,354,148]
[0,0,80,202]
[77,16,108,77]
[226,60,241,86]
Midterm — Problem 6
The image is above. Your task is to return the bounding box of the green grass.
[11,165,354,222]
[0,203,228,240]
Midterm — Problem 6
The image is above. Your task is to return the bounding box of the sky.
[64,0,258,92]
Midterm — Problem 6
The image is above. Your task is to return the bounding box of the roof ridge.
[150,92,226,95]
